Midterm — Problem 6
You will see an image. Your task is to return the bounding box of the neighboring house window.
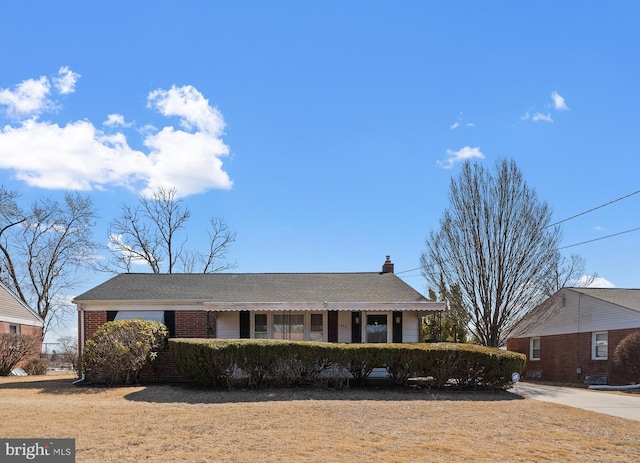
[530,337,541,360]
[254,313,268,339]
[310,313,323,341]
[9,325,19,334]
[592,332,608,360]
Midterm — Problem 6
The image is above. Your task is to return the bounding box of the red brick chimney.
[382,255,394,273]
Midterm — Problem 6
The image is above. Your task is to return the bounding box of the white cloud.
[108,234,155,266]
[532,112,553,123]
[551,91,569,111]
[520,91,568,124]
[104,113,131,127]
[147,85,225,136]
[0,67,79,119]
[0,76,53,118]
[449,113,475,130]
[0,70,232,197]
[576,275,615,288]
[437,146,484,169]
[53,66,80,95]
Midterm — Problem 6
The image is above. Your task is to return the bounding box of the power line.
[397,188,640,275]
[398,225,640,276]
[559,226,640,250]
[547,189,640,228]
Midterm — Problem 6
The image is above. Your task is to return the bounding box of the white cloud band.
[0,69,232,197]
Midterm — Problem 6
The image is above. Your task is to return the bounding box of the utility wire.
[398,188,640,275]
[399,225,640,278]
[559,226,640,250]
[547,189,640,228]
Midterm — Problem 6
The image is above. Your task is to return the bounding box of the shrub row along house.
[507,287,640,385]
[73,257,445,381]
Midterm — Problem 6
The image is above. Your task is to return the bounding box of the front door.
[366,314,388,343]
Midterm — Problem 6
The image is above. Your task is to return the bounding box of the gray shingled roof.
[73,272,429,304]
[569,287,640,312]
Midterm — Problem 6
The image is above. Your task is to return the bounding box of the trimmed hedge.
[169,339,525,390]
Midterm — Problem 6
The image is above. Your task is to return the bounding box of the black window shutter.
[164,311,176,337]
[239,310,250,338]
[327,310,339,342]
[106,311,117,322]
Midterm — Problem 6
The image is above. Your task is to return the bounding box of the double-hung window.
[530,337,541,360]
[310,314,324,341]
[254,313,269,339]
[592,332,608,360]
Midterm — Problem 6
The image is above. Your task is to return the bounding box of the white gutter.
[71,372,85,385]
[73,305,87,385]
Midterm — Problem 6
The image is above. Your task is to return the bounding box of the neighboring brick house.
[73,257,444,380]
[0,280,44,359]
[506,288,640,385]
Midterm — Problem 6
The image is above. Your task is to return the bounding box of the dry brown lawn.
[0,374,639,462]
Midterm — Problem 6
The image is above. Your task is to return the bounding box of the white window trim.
[252,312,270,339]
[529,337,541,361]
[309,312,325,342]
[592,331,608,360]
[251,312,330,342]
[364,312,391,343]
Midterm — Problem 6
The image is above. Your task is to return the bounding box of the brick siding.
[175,311,208,338]
[507,328,640,385]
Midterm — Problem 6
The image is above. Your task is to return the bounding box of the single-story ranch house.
[74,257,445,360]
[507,287,640,385]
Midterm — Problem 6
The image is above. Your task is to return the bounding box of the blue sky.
[1,2,639,343]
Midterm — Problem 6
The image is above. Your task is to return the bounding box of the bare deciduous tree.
[420,159,561,347]
[0,191,98,340]
[106,187,236,274]
[543,253,595,296]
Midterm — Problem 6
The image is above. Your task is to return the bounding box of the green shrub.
[82,319,169,385]
[613,330,640,379]
[169,339,525,390]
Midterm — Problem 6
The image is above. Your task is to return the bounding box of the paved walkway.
[510,382,640,422]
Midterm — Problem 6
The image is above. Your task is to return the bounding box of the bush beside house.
[613,330,640,382]
[82,319,169,385]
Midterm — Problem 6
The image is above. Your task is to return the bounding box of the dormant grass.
[0,374,638,462]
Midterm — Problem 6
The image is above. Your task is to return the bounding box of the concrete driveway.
[511,382,640,422]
